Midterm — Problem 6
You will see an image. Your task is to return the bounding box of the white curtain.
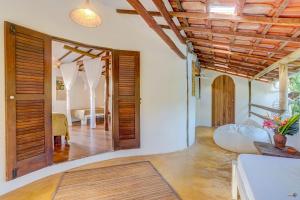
[78,71,89,91]
[60,62,79,126]
[84,58,103,128]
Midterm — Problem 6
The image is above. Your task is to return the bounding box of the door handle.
[9,96,15,100]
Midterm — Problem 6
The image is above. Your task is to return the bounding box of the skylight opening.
[209,5,236,15]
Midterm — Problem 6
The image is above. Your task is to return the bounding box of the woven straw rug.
[53,161,181,200]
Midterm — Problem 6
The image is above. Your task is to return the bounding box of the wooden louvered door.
[5,22,52,180]
[112,50,140,150]
[212,75,235,127]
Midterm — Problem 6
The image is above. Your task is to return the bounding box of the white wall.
[52,68,105,115]
[196,69,278,127]
[0,0,188,194]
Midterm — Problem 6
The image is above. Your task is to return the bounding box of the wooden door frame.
[211,75,235,127]
[51,36,115,147]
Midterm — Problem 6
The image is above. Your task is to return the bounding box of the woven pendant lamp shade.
[70,0,101,28]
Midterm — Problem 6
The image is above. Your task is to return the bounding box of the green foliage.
[278,114,300,136]
[289,73,300,92]
[289,74,300,115]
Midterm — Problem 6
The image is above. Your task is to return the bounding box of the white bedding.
[237,154,300,200]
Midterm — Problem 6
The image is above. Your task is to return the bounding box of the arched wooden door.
[212,75,235,127]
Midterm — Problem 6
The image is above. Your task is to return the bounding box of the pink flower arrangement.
[263,119,276,129]
[263,114,300,136]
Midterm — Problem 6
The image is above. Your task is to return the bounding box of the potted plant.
[263,114,300,148]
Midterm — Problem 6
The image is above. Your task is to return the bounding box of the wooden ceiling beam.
[64,45,98,58]
[198,53,269,68]
[200,59,278,77]
[201,64,256,79]
[116,9,300,26]
[72,48,94,62]
[189,38,289,55]
[174,0,189,27]
[58,46,78,61]
[201,65,272,82]
[126,0,186,59]
[200,56,265,70]
[236,0,246,16]
[247,0,290,64]
[152,0,185,44]
[181,27,300,43]
[194,46,278,62]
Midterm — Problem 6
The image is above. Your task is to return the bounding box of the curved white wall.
[0,0,188,195]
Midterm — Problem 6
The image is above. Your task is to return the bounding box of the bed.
[52,113,69,145]
[71,107,104,125]
[232,154,300,200]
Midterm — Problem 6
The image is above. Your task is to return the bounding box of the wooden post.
[104,52,110,131]
[248,81,252,117]
[279,63,288,113]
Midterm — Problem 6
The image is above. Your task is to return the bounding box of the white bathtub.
[213,124,271,153]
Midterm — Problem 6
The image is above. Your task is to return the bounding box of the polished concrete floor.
[0,127,237,200]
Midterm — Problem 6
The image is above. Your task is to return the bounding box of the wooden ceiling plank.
[195,46,278,62]
[199,56,272,70]
[152,0,185,44]
[201,65,273,80]
[198,53,270,68]
[236,0,246,16]
[189,38,290,55]
[252,48,300,80]
[116,9,300,26]
[174,0,189,28]
[200,59,278,77]
[126,0,186,59]
[181,27,300,43]
[249,0,290,63]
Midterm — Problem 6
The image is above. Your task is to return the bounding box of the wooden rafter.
[181,27,300,43]
[200,60,278,78]
[58,46,78,61]
[198,54,269,68]
[126,0,185,59]
[199,56,269,71]
[195,46,278,62]
[236,0,246,16]
[72,48,94,62]
[118,0,300,79]
[174,0,189,28]
[64,45,98,58]
[189,38,289,55]
[116,9,300,26]
[152,0,185,44]
[248,0,290,64]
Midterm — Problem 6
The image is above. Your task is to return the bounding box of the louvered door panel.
[16,100,45,161]
[119,99,136,139]
[113,50,140,150]
[5,22,52,180]
[16,33,44,94]
[119,55,136,96]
